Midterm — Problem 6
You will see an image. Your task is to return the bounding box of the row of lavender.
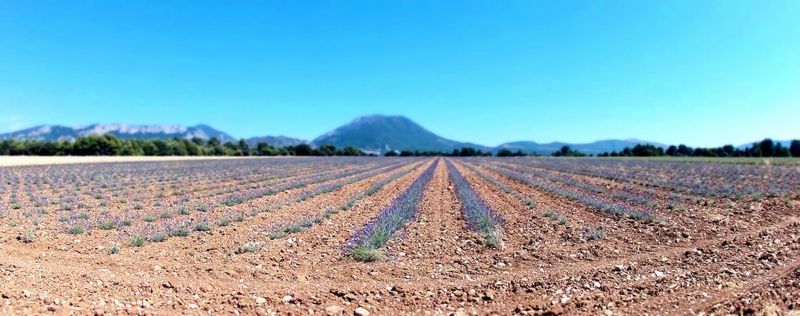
[465,160,661,223]
[93,159,413,247]
[111,160,417,248]
[491,160,674,209]
[0,158,357,223]
[346,160,438,261]
[1,161,354,234]
[457,160,607,241]
[0,158,415,249]
[1,158,337,210]
[500,158,799,200]
[268,161,426,240]
[445,160,504,247]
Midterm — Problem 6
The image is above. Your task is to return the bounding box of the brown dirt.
[0,157,798,315]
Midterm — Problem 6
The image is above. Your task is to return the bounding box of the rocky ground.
[0,157,798,315]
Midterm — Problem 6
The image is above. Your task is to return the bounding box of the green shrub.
[195,221,211,232]
[128,235,145,247]
[352,246,382,262]
[67,225,85,235]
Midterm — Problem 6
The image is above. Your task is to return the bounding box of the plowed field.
[1,157,798,315]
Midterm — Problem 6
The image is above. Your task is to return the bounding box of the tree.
[341,146,363,156]
[256,142,277,156]
[721,145,735,157]
[181,139,200,156]
[384,150,398,157]
[775,143,790,157]
[552,146,586,157]
[191,137,205,146]
[631,144,663,156]
[314,144,337,156]
[151,140,172,156]
[553,146,570,157]
[223,142,239,155]
[791,140,800,157]
[73,135,123,155]
[666,145,677,156]
[621,147,632,156]
[458,147,477,157]
[745,143,759,157]
[693,147,715,157]
[496,149,513,157]
[294,144,312,156]
[208,137,221,147]
[676,144,692,156]
[759,139,775,157]
[237,139,250,156]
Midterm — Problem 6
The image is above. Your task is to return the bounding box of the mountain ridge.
[0,123,236,143]
[2,116,789,155]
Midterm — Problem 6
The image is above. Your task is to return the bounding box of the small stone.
[483,290,496,301]
[354,307,370,316]
[282,295,294,303]
[256,297,267,305]
[153,265,162,272]
[561,295,571,304]
[325,305,344,315]
[188,303,199,309]
[654,270,665,277]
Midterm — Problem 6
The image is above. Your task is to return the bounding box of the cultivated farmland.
[0,157,798,315]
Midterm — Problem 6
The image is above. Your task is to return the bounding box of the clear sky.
[1,1,798,147]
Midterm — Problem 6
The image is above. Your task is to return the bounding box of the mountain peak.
[312,115,485,154]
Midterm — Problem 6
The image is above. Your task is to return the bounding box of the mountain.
[312,115,491,154]
[0,124,234,142]
[1,116,673,155]
[246,135,307,147]
[497,139,666,155]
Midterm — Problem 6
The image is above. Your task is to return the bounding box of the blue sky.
[1,1,798,147]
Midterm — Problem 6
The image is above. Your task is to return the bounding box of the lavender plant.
[346,160,438,262]
[446,160,504,247]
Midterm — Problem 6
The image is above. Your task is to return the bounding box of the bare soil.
[0,157,798,315]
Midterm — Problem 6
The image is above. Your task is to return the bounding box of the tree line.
[597,139,800,158]
[0,135,368,156]
[384,147,494,157]
[2,135,798,158]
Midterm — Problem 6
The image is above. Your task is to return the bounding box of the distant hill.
[246,135,307,147]
[0,124,234,142]
[497,139,666,155]
[1,116,705,155]
[311,115,491,154]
